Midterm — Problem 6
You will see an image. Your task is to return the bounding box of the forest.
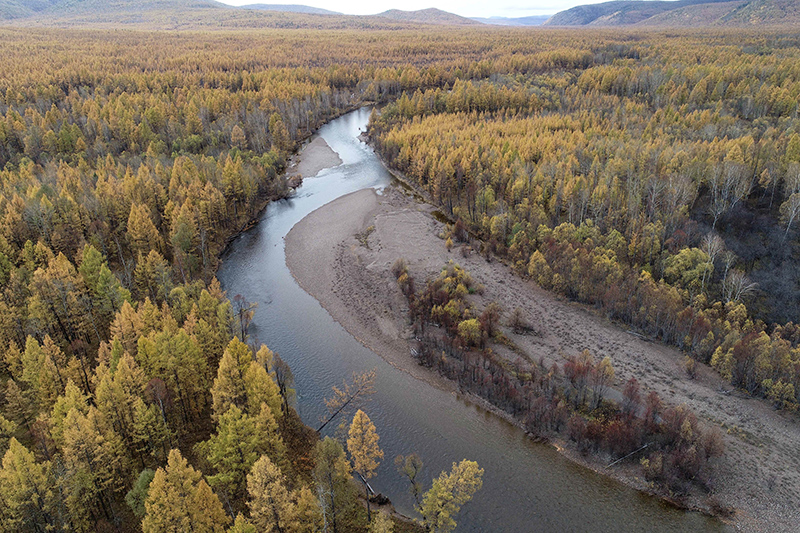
[0,22,798,532]
[371,30,800,413]
[393,258,725,497]
[0,26,506,532]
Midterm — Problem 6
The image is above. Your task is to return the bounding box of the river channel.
[217,107,727,532]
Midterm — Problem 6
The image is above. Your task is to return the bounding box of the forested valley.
[0,23,798,532]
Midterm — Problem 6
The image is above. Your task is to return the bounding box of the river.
[217,108,727,532]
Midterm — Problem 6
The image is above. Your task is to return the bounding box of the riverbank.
[285,181,800,532]
[286,135,343,179]
[217,105,363,262]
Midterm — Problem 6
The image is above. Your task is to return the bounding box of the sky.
[216,0,597,18]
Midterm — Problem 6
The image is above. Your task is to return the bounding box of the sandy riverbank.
[285,187,454,390]
[285,182,800,532]
[287,136,342,178]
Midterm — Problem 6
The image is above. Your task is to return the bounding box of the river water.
[217,108,726,532]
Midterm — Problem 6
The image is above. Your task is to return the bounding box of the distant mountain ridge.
[0,0,222,20]
[545,0,800,26]
[0,0,487,27]
[7,0,799,28]
[2,2,347,29]
[49,0,221,11]
[471,15,550,26]
[376,8,480,25]
[241,3,340,15]
[0,0,59,20]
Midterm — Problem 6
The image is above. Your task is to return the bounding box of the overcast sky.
[216,0,603,18]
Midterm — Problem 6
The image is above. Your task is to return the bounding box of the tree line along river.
[217,107,727,532]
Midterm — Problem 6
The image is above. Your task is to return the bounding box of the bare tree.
[780,163,800,241]
[701,233,724,265]
[663,172,696,235]
[395,454,425,509]
[317,369,376,433]
[700,233,724,291]
[272,352,295,413]
[780,193,800,242]
[232,294,258,341]
[708,158,750,228]
[722,270,757,303]
[721,250,738,285]
[645,175,666,221]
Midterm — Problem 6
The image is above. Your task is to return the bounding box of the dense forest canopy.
[0,24,798,531]
[0,26,513,532]
[370,29,800,413]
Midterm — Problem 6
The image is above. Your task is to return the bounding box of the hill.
[718,0,800,24]
[42,0,221,14]
[376,8,481,25]
[544,0,722,25]
[1,0,485,28]
[471,15,550,25]
[545,0,800,26]
[638,0,746,25]
[240,3,340,15]
[1,0,424,28]
[0,0,64,19]
[0,0,223,20]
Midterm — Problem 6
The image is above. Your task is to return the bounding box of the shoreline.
[204,106,800,532]
[283,187,721,516]
[283,160,800,532]
[285,135,343,180]
[217,104,365,262]
[215,113,428,531]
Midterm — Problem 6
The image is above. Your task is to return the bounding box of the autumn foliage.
[372,32,800,411]
[1,22,797,531]
[399,262,723,496]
